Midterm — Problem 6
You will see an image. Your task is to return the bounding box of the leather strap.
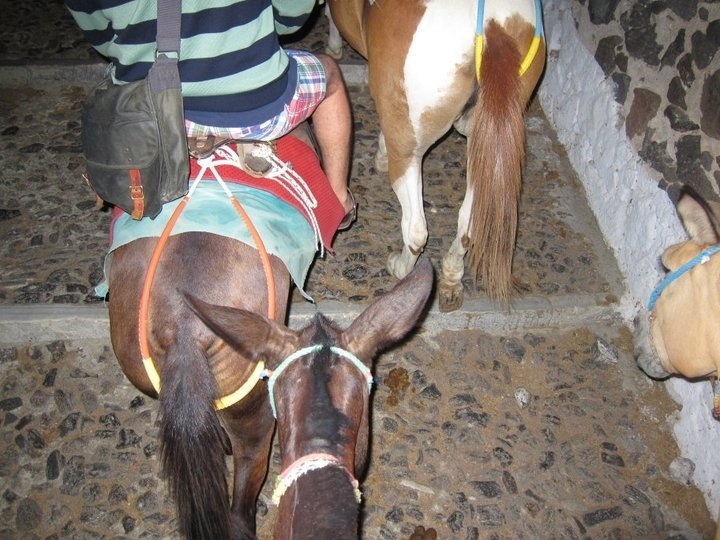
[129,169,145,220]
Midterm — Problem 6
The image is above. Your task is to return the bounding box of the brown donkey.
[105,125,344,538]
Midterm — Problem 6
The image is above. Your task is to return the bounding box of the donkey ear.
[340,257,434,362]
[677,188,720,245]
[183,292,298,363]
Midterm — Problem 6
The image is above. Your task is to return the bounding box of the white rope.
[196,144,325,256]
[271,453,361,505]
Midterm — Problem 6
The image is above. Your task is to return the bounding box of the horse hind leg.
[439,183,473,312]
[225,408,276,539]
[375,132,389,172]
[387,157,428,280]
[436,104,477,311]
[324,4,343,59]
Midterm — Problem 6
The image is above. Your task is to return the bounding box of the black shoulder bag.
[81,0,189,220]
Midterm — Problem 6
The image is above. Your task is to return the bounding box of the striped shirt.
[65,0,317,127]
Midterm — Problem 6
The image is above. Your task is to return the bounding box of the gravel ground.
[0,325,714,539]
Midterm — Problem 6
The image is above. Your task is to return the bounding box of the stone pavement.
[0,3,716,539]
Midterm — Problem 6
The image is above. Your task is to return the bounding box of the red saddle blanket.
[112,135,345,250]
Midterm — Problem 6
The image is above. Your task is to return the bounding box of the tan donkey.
[636,187,720,540]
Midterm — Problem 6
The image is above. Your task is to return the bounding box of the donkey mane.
[303,317,353,450]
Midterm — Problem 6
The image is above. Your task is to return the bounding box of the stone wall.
[571,0,720,203]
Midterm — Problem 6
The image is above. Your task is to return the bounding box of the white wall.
[538,0,720,519]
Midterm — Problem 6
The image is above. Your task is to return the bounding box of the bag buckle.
[155,48,179,60]
[130,184,144,199]
[129,169,145,220]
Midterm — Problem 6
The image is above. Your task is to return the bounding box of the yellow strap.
[142,355,162,394]
[142,355,265,410]
[214,360,266,410]
[519,35,541,76]
[474,31,542,81]
[475,35,484,81]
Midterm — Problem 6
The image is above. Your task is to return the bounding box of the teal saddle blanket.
[96,181,316,298]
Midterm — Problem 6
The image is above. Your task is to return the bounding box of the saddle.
[186,123,321,178]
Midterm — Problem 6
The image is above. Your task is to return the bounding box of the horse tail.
[158,331,230,539]
[467,19,525,301]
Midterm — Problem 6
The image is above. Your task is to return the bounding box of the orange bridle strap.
[138,177,276,408]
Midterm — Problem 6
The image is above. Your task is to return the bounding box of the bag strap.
[147,0,182,93]
[131,0,183,219]
[156,0,181,57]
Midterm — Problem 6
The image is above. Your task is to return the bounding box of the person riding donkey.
[65,4,359,537]
[65,0,357,229]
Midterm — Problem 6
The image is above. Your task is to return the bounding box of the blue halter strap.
[647,244,720,311]
[262,344,374,419]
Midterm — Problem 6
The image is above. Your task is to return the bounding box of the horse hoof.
[324,45,343,60]
[387,253,407,279]
[438,281,463,312]
[409,526,437,540]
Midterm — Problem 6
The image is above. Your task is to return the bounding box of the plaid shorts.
[184,50,326,141]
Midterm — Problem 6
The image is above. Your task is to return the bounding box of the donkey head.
[637,188,720,380]
[186,257,434,535]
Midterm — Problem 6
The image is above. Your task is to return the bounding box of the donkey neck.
[276,466,360,539]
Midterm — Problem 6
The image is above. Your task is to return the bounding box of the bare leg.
[313,53,353,214]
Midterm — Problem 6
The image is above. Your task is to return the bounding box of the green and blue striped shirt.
[65,0,317,127]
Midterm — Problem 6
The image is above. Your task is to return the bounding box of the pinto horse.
[104,124,345,538]
[326,0,545,310]
[188,256,434,538]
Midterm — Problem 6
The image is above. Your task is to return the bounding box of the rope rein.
[211,144,325,256]
[138,148,279,409]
